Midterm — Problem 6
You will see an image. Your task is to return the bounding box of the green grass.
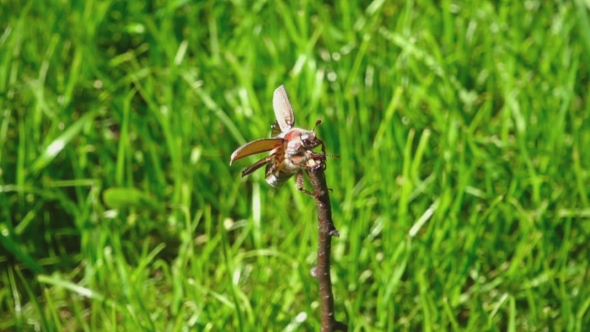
[1,0,590,330]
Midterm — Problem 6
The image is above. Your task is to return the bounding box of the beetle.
[230,85,328,193]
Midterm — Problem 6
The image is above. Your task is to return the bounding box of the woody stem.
[307,160,347,332]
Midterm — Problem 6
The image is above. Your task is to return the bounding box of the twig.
[307,159,348,332]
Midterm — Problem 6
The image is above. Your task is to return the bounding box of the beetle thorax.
[283,128,318,156]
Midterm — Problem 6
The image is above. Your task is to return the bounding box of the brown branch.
[307,158,348,332]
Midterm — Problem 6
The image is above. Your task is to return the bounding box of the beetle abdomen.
[266,170,293,188]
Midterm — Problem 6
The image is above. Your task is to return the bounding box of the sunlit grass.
[1,0,589,330]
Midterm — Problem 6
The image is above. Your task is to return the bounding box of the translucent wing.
[230,138,283,165]
[273,85,295,133]
[270,121,282,137]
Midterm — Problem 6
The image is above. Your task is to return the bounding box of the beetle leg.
[308,152,327,171]
[296,171,315,196]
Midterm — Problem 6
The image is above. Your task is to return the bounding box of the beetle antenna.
[312,119,322,132]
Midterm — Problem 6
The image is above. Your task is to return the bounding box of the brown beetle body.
[230,85,326,189]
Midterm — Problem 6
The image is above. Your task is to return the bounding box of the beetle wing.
[270,121,283,137]
[242,155,273,177]
[230,138,283,164]
[273,85,295,132]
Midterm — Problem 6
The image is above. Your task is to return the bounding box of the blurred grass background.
[1,0,590,330]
